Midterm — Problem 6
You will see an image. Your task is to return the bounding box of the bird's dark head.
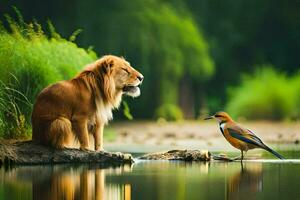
[204,111,233,123]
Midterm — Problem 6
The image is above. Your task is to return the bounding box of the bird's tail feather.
[263,145,284,159]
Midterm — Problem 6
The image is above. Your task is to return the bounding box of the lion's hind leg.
[48,117,73,149]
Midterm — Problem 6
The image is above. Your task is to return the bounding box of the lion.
[31,55,143,151]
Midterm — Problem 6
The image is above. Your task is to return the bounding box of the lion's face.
[104,56,144,98]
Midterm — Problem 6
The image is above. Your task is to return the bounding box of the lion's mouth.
[123,85,138,92]
[123,84,141,97]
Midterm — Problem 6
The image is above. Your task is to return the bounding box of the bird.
[204,111,284,160]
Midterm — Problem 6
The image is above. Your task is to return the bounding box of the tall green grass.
[0,9,96,138]
[0,75,32,138]
[226,66,300,120]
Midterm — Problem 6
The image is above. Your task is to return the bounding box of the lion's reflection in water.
[29,164,133,200]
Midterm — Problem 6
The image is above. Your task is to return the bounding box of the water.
[1,151,300,200]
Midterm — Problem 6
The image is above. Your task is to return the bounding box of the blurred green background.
[0,0,299,138]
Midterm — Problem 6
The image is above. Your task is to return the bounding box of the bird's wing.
[246,129,265,144]
[227,124,284,159]
[227,124,265,147]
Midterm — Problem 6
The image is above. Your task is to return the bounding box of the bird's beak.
[204,116,214,120]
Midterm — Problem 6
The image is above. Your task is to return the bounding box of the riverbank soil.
[105,121,300,153]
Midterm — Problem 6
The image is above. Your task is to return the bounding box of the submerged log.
[139,149,212,161]
[0,140,133,167]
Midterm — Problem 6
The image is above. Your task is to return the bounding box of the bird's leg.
[241,150,244,162]
[240,160,244,171]
[233,150,244,161]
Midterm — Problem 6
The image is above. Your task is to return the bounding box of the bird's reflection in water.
[32,164,133,200]
[227,162,263,200]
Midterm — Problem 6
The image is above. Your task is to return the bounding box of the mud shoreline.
[105,121,300,152]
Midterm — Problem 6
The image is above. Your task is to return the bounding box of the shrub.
[226,67,295,120]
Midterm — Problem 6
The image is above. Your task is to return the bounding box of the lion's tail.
[48,117,73,149]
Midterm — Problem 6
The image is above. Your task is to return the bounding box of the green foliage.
[122,101,133,120]
[156,104,183,121]
[0,11,96,138]
[0,20,96,99]
[226,67,298,120]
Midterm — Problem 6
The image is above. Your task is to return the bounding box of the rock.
[139,149,211,161]
[0,140,134,167]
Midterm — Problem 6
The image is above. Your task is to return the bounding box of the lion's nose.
[137,75,144,82]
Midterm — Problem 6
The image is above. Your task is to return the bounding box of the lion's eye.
[122,68,130,75]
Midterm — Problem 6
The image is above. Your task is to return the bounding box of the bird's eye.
[215,114,221,117]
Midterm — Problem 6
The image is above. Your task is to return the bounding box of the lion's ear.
[101,58,114,74]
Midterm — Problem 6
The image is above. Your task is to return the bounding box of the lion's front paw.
[95,146,104,152]
[80,146,91,151]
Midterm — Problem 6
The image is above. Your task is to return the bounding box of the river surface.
[1,150,300,200]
